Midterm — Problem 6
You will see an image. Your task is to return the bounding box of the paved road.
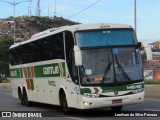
[0,89,160,120]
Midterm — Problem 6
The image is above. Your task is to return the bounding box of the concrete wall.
[145,85,160,98]
[0,83,11,89]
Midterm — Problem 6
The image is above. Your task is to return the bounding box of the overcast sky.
[0,0,159,43]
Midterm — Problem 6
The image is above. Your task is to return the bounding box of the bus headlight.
[83,93,100,98]
[132,88,144,94]
[83,102,93,106]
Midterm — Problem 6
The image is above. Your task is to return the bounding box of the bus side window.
[17,46,23,64]
[50,33,65,60]
[55,33,65,59]
[42,40,50,60]
[21,44,32,64]
[65,31,78,84]
[9,49,16,65]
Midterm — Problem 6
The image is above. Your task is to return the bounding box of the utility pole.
[30,0,32,16]
[54,0,56,17]
[134,0,137,34]
[0,0,29,44]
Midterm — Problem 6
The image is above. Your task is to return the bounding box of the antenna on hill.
[29,0,32,16]
[28,0,32,16]
[54,0,56,17]
[36,0,41,16]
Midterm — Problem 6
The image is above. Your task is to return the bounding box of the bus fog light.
[139,96,144,101]
[83,102,92,106]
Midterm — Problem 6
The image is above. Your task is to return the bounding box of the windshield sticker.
[85,69,92,75]
[95,78,103,81]
[112,48,119,55]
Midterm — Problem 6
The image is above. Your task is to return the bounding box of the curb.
[144,85,160,98]
[0,83,11,89]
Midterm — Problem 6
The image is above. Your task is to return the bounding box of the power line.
[67,0,102,19]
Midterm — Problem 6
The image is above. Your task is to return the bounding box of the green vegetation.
[0,37,14,77]
[144,80,160,84]
[28,16,79,31]
[2,79,11,83]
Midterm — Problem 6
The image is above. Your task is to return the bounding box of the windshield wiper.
[115,55,131,82]
[101,62,112,83]
[101,53,113,83]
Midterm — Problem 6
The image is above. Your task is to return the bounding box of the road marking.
[0,89,11,91]
[56,114,87,120]
[66,117,87,120]
[147,99,160,102]
[5,93,12,95]
[145,98,160,102]
[144,109,160,111]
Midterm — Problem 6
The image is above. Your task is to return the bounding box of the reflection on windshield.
[80,47,143,85]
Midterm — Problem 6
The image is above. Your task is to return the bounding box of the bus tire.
[60,91,71,114]
[111,105,123,112]
[21,94,25,105]
[18,88,22,100]
[22,89,31,107]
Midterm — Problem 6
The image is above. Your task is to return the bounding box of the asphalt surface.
[0,89,160,120]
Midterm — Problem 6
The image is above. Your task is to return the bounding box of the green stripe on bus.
[62,62,66,76]
[34,62,66,77]
[80,88,92,94]
[80,83,144,94]
[101,83,144,92]
[10,68,23,78]
[27,67,31,78]
[10,62,66,78]
[29,79,34,90]
[20,68,23,78]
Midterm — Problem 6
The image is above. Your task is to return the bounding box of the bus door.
[64,31,81,108]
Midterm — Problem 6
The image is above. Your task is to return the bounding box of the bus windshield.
[75,29,143,86]
[76,29,136,47]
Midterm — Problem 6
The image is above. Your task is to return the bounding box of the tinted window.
[9,32,65,65]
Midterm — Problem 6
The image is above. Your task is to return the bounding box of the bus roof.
[9,23,133,49]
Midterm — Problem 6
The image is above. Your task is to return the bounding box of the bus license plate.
[112,99,122,104]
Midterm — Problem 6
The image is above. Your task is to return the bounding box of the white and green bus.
[9,23,144,113]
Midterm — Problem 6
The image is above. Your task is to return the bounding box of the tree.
[0,37,14,78]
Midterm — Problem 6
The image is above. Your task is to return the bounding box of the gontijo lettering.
[43,66,59,75]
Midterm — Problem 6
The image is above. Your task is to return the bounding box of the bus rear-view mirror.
[74,45,82,66]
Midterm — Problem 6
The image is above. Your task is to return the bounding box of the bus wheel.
[21,94,25,105]
[18,88,22,100]
[111,105,123,112]
[23,89,31,107]
[60,92,71,114]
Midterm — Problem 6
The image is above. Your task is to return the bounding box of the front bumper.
[80,92,144,109]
